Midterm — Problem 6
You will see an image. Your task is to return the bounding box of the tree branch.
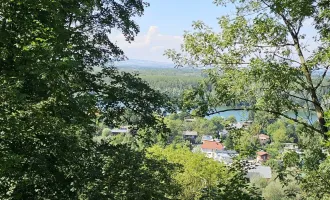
[283,92,314,104]
[315,66,329,89]
[273,53,301,64]
[255,44,295,48]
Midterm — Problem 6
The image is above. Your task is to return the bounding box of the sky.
[110,1,316,63]
[110,0,233,62]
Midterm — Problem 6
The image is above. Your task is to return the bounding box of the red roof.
[257,151,268,156]
[201,141,224,150]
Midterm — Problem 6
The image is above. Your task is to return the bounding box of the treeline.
[120,68,203,98]
[120,67,330,110]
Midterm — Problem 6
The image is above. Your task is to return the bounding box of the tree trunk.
[292,36,328,140]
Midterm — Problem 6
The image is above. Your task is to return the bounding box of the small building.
[201,141,224,158]
[247,166,272,180]
[282,143,303,155]
[256,151,270,163]
[182,131,198,144]
[228,121,252,130]
[230,122,243,129]
[214,149,238,165]
[202,135,213,142]
[283,143,299,151]
[258,134,270,145]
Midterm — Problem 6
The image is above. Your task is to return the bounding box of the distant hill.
[114,60,330,74]
[114,59,175,69]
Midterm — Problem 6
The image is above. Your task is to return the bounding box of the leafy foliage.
[165,1,330,197]
[0,0,177,199]
[201,162,263,200]
[165,0,330,138]
[148,145,228,199]
[80,143,180,200]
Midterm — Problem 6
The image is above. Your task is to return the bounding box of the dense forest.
[1,0,330,200]
[119,67,204,98]
[120,66,330,111]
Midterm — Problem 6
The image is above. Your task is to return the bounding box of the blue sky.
[111,0,233,62]
[111,1,316,62]
[135,1,232,35]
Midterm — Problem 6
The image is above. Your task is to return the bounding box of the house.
[258,134,270,145]
[283,143,299,151]
[111,126,129,135]
[247,166,272,180]
[202,135,213,142]
[282,143,303,154]
[201,141,224,158]
[228,121,252,130]
[182,131,198,144]
[230,122,243,129]
[214,149,238,165]
[256,151,270,163]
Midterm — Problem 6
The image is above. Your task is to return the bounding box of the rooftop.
[201,141,224,150]
[247,166,272,179]
[216,149,238,155]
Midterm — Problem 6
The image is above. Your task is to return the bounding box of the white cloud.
[110,26,183,62]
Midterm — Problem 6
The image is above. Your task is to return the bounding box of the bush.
[102,128,111,137]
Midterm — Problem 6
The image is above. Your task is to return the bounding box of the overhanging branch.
[283,91,314,104]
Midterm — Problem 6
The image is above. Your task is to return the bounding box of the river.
[206,106,317,123]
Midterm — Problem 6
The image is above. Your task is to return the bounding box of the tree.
[253,112,276,129]
[165,118,184,136]
[165,0,330,140]
[300,157,330,200]
[227,116,237,124]
[250,175,268,190]
[231,129,260,157]
[261,178,302,200]
[148,145,228,199]
[80,143,181,199]
[193,118,218,136]
[262,181,287,200]
[267,121,288,143]
[266,119,299,143]
[165,0,330,198]
[224,134,234,150]
[0,0,173,198]
[210,116,225,131]
[102,128,112,137]
[201,162,263,200]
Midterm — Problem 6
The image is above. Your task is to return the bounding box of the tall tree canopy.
[166,0,330,139]
[0,0,175,199]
